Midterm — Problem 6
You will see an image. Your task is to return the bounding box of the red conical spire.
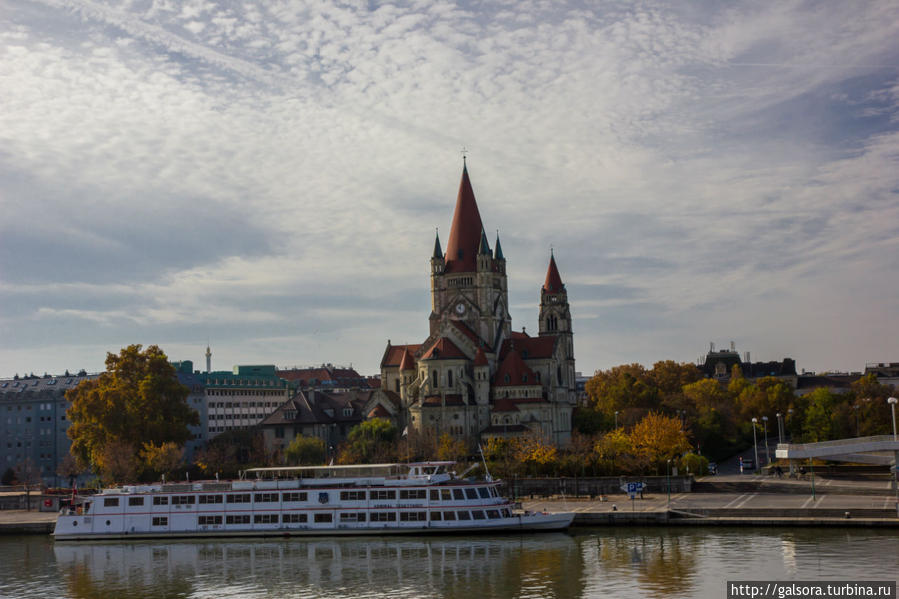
[444,161,485,273]
[543,250,565,293]
[398,348,414,371]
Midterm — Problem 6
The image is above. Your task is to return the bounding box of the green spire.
[494,232,504,260]
[478,228,491,255]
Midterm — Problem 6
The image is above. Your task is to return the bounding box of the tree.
[435,434,468,463]
[628,412,691,473]
[140,442,183,479]
[802,388,838,443]
[584,364,658,425]
[285,436,327,466]
[512,432,558,476]
[338,418,398,464]
[56,455,82,488]
[66,344,198,480]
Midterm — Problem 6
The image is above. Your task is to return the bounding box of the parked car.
[707,462,718,475]
[741,458,755,470]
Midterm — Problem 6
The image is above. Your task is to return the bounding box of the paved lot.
[522,491,898,514]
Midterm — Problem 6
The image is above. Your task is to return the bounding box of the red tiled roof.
[420,337,467,360]
[500,336,556,360]
[451,320,481,345]
[543,252,565,293]
[494,347,537,387]
[473,347,488,367]
[381,344,423,368]
[368,404,390,418]
[422,394,466,406]
[493,398,519,412]
[510,330,529,340]
[444,164,485,274]
[398,348,415,371]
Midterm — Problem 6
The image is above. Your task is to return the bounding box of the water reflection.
[53,534,581,599]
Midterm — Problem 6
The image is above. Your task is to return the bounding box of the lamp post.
[762,416,770,465]
[614,411,619,429]
[888,397,898,441]
[854,404,860,437]
[666,459,672,508]
[776,412,783,445]
[751,418,760,474]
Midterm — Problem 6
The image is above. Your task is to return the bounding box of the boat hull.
[54,512,574,541]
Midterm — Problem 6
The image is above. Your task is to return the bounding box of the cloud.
[1,0,897,377]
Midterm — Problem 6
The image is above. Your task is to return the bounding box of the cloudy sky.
[1,0,898,379]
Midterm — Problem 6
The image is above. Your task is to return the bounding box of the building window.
[432,370,439,388]
[447,370,453,387]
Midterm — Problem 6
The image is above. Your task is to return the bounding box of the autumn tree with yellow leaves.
[66,345,197,482]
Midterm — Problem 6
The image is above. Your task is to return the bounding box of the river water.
[1,528,896,599]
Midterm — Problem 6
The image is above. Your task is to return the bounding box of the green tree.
[285,436,327,466]
[802,388,838,442]
[66,344,198,480]
[338,418,398,464]
[585,364,658,425]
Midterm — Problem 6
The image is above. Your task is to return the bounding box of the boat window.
[477,488,489,499]
[198,515,223,525]
[151,517,168,526]
[486,510,501,519]
[464,488,478,500]
[339,491,366,501]
[282,492,307,502]
[314,513,333,523]
[227,493,251,504]
[128,497,144,507]
[452,489,464,501]
[153,496,169,505]
[339,512,367,522]
[282,513,307,523]
[103,498,119,507]
[399,489,426,500]
[370,490,396,501]
[472,510,486,520]
[431,511,442,521]
[254,493,279,503]
[399,511,427,521]
[456,511,471,520]
[442,511,456,521]
[370,512,396,522]
[172,495,195,505]
[430,490,439,501]
[502,509,512,518]
[254,514,279,524]
[488,488,497,498]
[441,489,452,501]
[226,514,250,524]
[199,495,223,504]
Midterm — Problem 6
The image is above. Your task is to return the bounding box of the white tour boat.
[53,462,574,540]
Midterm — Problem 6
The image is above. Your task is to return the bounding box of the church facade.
[369,162,576,447]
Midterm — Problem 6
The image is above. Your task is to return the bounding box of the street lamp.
[776,412,783,445]
[751,418,760,474]
[762,416,770,465]
[888,398,898,441]
[614,411,619,429]
[854,404,860,437]
[666,459,672,508]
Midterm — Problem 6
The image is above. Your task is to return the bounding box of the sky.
[1,0,898,379]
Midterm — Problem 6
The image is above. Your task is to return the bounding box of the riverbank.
[3,474,895,535]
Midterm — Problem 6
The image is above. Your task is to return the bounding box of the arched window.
[432,370,439,387]
[504,374,510,383]
[395,379,400,392]
[557,366,563,385]
[447,370,453,387]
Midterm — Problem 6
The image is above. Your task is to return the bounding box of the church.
[367,161,576,447]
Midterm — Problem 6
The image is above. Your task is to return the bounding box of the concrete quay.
[522,474,899,528]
